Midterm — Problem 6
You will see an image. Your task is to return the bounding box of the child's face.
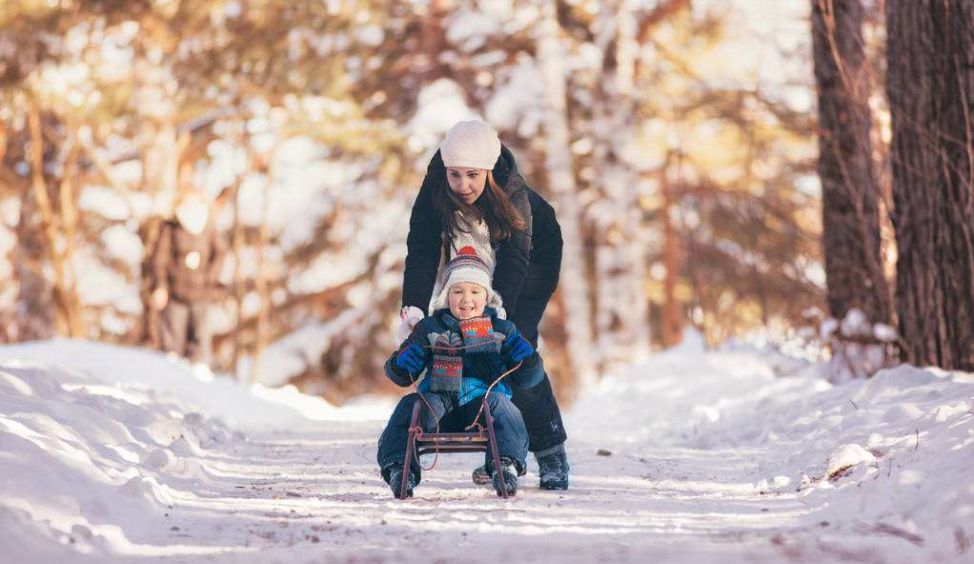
[448,282,488,320]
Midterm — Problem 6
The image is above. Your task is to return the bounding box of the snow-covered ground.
[1,339,972,563]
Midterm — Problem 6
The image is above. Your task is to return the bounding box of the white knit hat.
[430,246,504,312]
[439,120,502,170]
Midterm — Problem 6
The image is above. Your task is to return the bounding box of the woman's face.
[446,167,488,204]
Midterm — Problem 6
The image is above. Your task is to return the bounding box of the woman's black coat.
[402,146,563,319]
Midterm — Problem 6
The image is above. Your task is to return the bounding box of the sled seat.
[400,398,510,500]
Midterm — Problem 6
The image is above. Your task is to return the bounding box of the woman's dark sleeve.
[493,318,544,389]
[402,175,443,312]
[509,352,545,389]
[492,187,532,316]
[529,196,563,284]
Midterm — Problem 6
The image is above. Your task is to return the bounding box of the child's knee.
[399,392,422,405]
[392,393,422,413]
[485,393,517,413]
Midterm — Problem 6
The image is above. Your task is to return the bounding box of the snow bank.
[570,352,974,560]
[0,359,248,560]
[0,340,392,561]
[0,340,392,432]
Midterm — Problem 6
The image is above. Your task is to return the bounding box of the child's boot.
[472,464,492,485]
[491,457,518,497]
[537,445,570,490]
[386,464,418,498]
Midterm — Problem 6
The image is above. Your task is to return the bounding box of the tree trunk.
[231,163,247,377]
[139,216,165,347]
[420,0,450,81]
[26,101,84,337]
[14,187,57,340]
[659,160,683,347]
[250,168,272,385]
[811,0,893,379]
[811,0,891,325]
[932,2,974,371]
[536,0,597,390]
[887,0,974,371]
[591,0,651,368]
[135,49,180,348]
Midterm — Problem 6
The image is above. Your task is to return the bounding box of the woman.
[400,120,570,490]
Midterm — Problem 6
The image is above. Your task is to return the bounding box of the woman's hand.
[398,306,425,342]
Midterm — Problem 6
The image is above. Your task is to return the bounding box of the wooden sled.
[399,396,510,500]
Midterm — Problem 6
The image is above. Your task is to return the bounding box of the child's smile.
[448,282,488,320]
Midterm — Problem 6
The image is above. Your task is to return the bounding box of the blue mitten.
[394,342,427,375]
[502,333,534,365]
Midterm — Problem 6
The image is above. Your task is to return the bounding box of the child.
[377,246,544,497]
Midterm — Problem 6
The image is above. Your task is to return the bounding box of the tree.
[811,0,892,378]
[0,0,831,399]
[625,5,822,347]
[886,0,974,371]
[536,0,597,390]
[588,0,652,368]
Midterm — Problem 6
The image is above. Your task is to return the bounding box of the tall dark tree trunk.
[812,0,893,379]
[811,0,891,327]
[887,0,974,371]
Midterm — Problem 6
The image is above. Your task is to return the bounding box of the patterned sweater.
[384,307,544,406]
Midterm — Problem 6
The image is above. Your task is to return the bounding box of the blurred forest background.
[1,0,970,404]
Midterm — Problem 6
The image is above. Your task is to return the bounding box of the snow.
[485,57,545,137]
[0,341,387,432]
[79,186,131,221]
[71,249,142,314]
[354,25,384,47]
[1,340,973,562]
[446,11,501,52]
[840,308,872,338]
[821,317,840,340]
[100,224,144,264]
[252,309,368,387]
[825,444,876,480]
[874,323,898,342]
[408,79,479,152]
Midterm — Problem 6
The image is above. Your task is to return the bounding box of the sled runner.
[399,396,511,500]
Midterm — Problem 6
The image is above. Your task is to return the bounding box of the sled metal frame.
[400,397,510,500]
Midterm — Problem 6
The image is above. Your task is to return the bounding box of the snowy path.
[22,423,823,563]
[2,340,972,563]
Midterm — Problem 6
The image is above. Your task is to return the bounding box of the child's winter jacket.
[384,307,544,406]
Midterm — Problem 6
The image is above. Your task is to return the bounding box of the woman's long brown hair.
[433,170,527,245]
